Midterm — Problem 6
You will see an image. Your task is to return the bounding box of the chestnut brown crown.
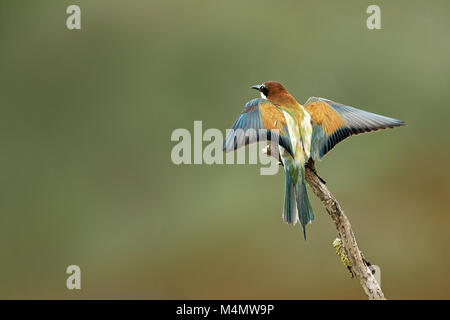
[251,81,298,106]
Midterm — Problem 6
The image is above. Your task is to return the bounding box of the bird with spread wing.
[223,81,404,238]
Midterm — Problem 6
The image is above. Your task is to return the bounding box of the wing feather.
[223,98,294,158]
[305,97,405,160]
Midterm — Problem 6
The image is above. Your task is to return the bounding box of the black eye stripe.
[261,86,269,97]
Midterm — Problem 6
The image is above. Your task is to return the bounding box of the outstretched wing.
[304,97,405,160]
[222,98,294,158]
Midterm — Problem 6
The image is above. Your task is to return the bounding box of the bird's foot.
[262,145,283,166]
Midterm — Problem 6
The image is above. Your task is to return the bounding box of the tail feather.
[295,168,314,239]
[283,167,315,239]
[283,171,297,224]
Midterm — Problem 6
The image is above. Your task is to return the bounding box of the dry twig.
[266,145,386,300]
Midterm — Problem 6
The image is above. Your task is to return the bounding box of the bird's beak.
[251,84,262,91]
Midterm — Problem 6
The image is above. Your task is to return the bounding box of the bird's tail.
[295,167,314,239]
[283,170,297,225]
[283,167,314,239]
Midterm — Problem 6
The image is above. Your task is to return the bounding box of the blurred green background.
[0,0,449,299]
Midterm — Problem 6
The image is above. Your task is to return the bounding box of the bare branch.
[305,160,385,299]
[265,145,386,300]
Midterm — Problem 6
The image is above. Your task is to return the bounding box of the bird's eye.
[261,86,269,97]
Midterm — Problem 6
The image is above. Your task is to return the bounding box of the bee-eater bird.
[223,81,404,239]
